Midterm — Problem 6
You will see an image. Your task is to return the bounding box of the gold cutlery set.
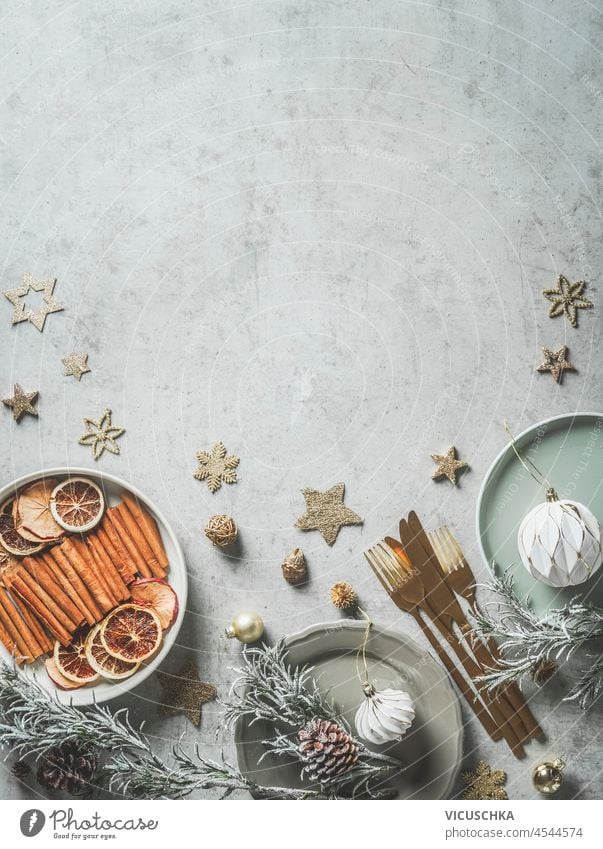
[365,511,542,758]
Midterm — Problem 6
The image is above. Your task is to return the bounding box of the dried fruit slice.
[130,579,178,630]
[15,479,64,541]
[45,657,84,690]
[100,604,162,663]
[84,623,140,680]
[50,477,105,533]
[53,634,100,684]
[0,512,45,556]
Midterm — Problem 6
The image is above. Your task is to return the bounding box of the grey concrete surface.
[0,0,602,800]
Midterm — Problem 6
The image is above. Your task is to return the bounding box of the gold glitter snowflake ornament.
[462,761,507,800]
[295,482,363,546]
[194,442,239,492]
[542,275,593,328]
[3,273,64,332]
[79,408,125,460]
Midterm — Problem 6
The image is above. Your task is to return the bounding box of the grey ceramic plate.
[476,412,603,616]
[235,620,463,799]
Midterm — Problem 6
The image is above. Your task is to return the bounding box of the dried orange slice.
[15,479,64,541]
[85,623,140,680]
[53,634,100,684]
[0,512,45,556]
[130,579,179,630]
[100,604,162,663]
[50,477,105,533]
[45,657,84,690]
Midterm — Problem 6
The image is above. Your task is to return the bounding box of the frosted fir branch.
[472,571,603,708]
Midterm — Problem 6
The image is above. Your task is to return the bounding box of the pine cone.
[281,548,307,585]
[37,743,98,796]
[12,760,31,781]
[298,717,358,784]
[330,582,357,610]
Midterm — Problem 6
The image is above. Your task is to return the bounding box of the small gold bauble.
[204,514,237,547]
[281,547,307,585]
[532,758,565,794]
[225,611,264,644]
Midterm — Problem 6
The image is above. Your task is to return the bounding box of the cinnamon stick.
[115,501,161,577]
[11,591,54,654]
[121,492,168,573]
[39,552,94,627]
[66,537,115,611]
[51,545,102,623]
[0,616,24,663]
[0,589,39,661]
[98,515,136,583]
[23,557,83,629]
[96,526,135,584]
[107,507,152,578]
[6,570,74,646]
[88,535,129,602]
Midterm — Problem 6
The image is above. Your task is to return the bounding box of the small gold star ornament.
[3,273,64,332]
[542,275,593,328]
[62,352,90,381]
[295,482,363,546]
[79,408,125,460]
[536,346,575,383]
[462,761,507,800]
[2,384,39,422]
[431,446,468,485]
[193,441,239,492]
[157,660,217,726]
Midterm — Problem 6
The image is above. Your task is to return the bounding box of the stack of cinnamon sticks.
[0,492,169,661]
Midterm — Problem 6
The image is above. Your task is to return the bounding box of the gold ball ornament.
[532,758,566,795]
[225,611,264,644]
[204,514,237,547]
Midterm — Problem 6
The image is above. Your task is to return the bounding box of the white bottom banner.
[1,800,601,848]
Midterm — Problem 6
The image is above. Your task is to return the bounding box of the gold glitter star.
[462,761,507,800]
[78,408,125,460]
[431,446,468,485]
[62,352,90,381]
[536,345,575,383]
[295,482,363,546]
[542,275,593,328]
[193,441,239,492]
[2,384,39,422]
[157,660,217,726]
[3,273,64,332]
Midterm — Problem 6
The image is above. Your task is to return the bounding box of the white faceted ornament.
[517,499,603,587]
[355,684,415,745]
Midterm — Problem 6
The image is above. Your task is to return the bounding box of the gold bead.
[225,611,264,644]
[532,758,565,794]
[204,514,237,547]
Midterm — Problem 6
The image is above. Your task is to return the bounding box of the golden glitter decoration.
[193,441,239,492]
[295,482,363,546]
[78,408,125,460]
[536,345,575,383]
[204,514,237,547]
[62,352,90,381]
[431,446,468,485]
[2,384,39,422]
[281,547,307,585]
[542,275,593,328]
[330,581,358,610]
[3,273,64,332]
[462,761,507,800]
[157,660,217,726]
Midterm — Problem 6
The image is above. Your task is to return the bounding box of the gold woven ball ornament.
[532,758,566,795]
[225,611,264,644]
[204,514,237,547]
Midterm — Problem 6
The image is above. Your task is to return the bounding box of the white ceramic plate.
[235,621,463,799]
[0,467,187,706]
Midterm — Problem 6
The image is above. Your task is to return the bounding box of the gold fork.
[365,543,504,743]
[429,526,543,741]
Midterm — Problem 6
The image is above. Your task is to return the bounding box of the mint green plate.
[476,413,603,616]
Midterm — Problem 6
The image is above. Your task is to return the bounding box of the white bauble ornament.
[517,499,603,587]
[354,684,415,745]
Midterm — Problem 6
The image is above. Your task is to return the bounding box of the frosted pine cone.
[298,717,358,784]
